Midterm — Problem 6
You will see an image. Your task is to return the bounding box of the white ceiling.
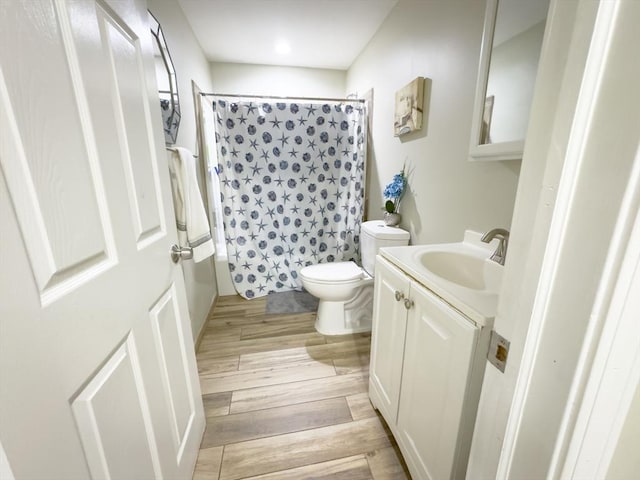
[177,0,399,70]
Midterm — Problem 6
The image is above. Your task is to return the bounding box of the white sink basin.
[379,231,504,326]
[419,250,502,292]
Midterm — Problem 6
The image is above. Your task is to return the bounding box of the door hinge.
[488,330,510,373]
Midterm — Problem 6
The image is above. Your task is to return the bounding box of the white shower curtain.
[212,98,366,299]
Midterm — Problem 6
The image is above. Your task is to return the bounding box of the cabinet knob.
[394,291,405,302]
[404,298,414,310]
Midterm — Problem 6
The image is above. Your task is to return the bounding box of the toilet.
[300,220,410,335]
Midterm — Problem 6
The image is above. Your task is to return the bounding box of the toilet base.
[314,283,374,335]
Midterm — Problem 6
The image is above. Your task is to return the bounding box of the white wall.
[346,0,520,246]
[209,62,346,98]
[147,0,217,340]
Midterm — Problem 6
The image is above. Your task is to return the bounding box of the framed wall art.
[394,76,425,136]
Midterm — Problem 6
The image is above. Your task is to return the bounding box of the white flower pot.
[384,212,402,226]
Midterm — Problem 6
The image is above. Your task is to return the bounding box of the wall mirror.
[469,0,549,161]
[149,10,180,145]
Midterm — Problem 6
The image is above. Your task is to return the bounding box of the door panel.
[97,3,165,246]
[71,334,161,480]
[149,284,198,463]
[0,0,204,478]
[0,16,114,302]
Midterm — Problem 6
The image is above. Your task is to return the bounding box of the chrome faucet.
[481,228,510,265]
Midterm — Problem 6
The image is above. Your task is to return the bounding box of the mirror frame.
[469,0,525,162]
[148,10,181,145]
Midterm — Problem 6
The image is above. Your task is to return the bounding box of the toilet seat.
[299,261,364,285]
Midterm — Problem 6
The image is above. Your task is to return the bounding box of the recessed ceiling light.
[275,39,291,55]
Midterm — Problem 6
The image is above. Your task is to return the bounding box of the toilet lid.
[300,261,363,283]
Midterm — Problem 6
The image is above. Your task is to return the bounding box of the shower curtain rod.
[200,92,365,104]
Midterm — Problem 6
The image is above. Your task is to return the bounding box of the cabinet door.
[369,256,411,424]
[397,282,478,480]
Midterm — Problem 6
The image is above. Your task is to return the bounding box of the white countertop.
[379,231,502,327]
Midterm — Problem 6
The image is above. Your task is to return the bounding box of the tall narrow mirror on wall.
[149,11,181,144]
[469,0,549,161]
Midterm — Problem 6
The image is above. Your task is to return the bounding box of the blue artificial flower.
[382,168,407,213]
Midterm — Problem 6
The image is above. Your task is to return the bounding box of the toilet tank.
[361,220,410,276]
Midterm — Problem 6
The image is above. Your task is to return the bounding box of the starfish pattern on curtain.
[213,99,366,299]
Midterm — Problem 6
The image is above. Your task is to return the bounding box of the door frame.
[496,0,640,477]
[559,168,640,478]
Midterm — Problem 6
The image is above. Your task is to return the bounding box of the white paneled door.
[0,1,205,478]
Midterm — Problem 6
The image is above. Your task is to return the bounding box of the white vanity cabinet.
[369,255,492,480]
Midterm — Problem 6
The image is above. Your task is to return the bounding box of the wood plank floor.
[192,295,411,480]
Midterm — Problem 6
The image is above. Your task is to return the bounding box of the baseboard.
[194,293,217,351]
